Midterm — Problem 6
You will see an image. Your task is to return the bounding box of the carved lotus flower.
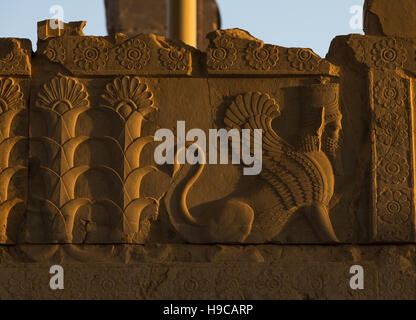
[101,76,155,120]
[214,266,244,299]
[379,152,409,184]
[74,38,108,71]
[89,269,124,299]
[0,78,24,113]
[371,38,407,69]
[207,36,237,70]
[375,112,407,147]
[245,42,279,70]
[377,189,410,225]
[36,75,89,115]
[287,48,320,71]
[159,46,189,71]
[0,39,23,73]
[374,76,407,108]
[379,270,413,297]
[255,269,286,292]
[116,39,150,70]
[173,267,210,295]
[42,39,65,64]
[347,38,366,63]
[376,110,403,130]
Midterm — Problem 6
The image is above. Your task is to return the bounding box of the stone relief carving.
[1,0,416,299]
[159,45,189,71]
[30,75,92,242]
[165,151,255,243]
[116,38,150,71]
[0,40,24,73]
[0,14,414,248]
[100,76,159,242]
[206,30,338,76]
[28,74,159,244]
[0,244,414,300]
[244,41,279,71]
[287,48,321,71]
[74,38,109,71]
[0,20,408,246]
[0,39,31,75]
[0,78,27,243]
[370,38,407,69]
[165,84,342,244]
[372,70,413,241]
[329,33,416,242]
[36,21,194,76]
[42,38,66,64]
[207,35,237,70]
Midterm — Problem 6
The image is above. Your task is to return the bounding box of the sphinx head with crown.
[298,81,343,174]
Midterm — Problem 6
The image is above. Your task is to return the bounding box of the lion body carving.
[165,84,342,243]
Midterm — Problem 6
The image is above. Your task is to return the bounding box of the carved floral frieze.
[371,69,414,242]
[206,30,338,75]
[347,34,416,75]
[74,38,109,71]
[0,39,31,75]
[116,38,150,70]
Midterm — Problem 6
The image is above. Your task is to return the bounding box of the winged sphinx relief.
[164,83,343,244]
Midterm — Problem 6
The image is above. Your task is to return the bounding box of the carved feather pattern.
[224,92,327,210]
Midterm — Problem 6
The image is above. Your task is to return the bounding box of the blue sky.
[0,0,365,57]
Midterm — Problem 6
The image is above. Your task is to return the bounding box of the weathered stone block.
[0,0,416,299]
[0,244,414,300]
[364,0,416,38]
[0,38,30,244]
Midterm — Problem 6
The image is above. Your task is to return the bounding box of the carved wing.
[223,91,291,164]
[224,92,316,211]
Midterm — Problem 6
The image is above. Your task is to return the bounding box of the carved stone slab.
[0,39,31,76]
[206,29,339,76]
[37,20,194,76]
[20,21,350,245]
[0,244,414,300]
[329,34,416,242]
[0,20,414,246]
[0,77,28,244]
[0,3,416,298]
[0,38,30,244]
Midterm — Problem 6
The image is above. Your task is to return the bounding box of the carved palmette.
[29,75,158,243]
[0,78,27,243]
[101,76,158,242]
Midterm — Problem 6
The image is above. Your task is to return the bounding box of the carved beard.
[322,133,345,176]
[298,134,321,152]
[323,134,339,160]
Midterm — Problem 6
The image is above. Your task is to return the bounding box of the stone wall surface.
[0,245,415,300]
[0,0,416,299]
